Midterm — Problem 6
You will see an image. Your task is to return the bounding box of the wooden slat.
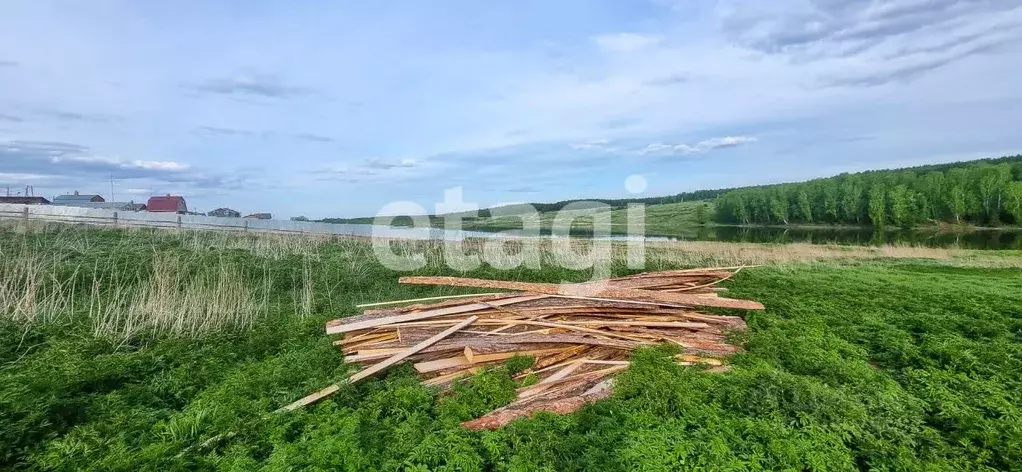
[422,334,648,354]
[278,316,478,413]
[325,295,545,334]
[423,367,480,387]
[414,355,472,373]
[463,347,564,364]
[349,316,478,383]
[398,276,764,310]
[541,361,584,384]
[356,292,506,308]
[516,365,627,399]
[274,385,340,413]
[549,320,710,329]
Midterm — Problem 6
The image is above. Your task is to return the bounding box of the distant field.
[331,200,716,236]
[1,221,1020,470]
[458,200,712,234]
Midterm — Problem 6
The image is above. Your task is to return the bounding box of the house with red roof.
[146,195,188,214]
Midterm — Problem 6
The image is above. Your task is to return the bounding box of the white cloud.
[592,33,662,52]
[316,157,428,183]
[50,155,191,172]
[0,172,51,181]
[641,136,757,155]
[569,138,612,151]
[129,160,190,171]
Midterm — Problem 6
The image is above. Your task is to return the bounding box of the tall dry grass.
[0,222,307,341]
[88,254,268,339]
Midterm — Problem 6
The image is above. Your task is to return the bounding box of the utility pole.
[110,174,115,202]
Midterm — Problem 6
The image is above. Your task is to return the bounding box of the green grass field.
[1,222,1020,471]
[328,201,713,236]
[426,201,713,236]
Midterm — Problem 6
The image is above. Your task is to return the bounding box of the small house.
[147,195,188,214]
[53,191,105,206]
[243,213,272,220]
[0,196,51,205]
[208,207,241,218]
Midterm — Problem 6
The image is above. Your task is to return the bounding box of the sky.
[1,0,1021,218]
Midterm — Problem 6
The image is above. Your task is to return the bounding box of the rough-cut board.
[398,276,765,310]
[348,316,479,383]
[413,355,472,373]
[422,333,649,354]
[278,316,478,412]
[325,295,545,334]
[463,347,564,364]
[356,292,505,308]
[274,385,341,414]
[462,379,616,430]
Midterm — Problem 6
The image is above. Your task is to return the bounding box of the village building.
[0,196,51,205]
[146,195,188,214]
[208,207,241,218]
[53,191,105,206]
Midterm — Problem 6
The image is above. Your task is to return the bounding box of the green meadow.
[1,222,1020,471]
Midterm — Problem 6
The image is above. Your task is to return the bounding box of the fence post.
[244,220,249,232]
[112,211,118,227]
[177,215,182,229]
[22,206,29,220]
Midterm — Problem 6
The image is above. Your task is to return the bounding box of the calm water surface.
[334,224,1022,250]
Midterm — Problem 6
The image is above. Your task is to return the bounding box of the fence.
[0,203,381,237]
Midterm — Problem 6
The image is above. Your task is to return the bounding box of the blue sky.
[1,0,1021,218]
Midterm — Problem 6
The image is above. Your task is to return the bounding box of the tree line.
[714,155,1022,228]
[494,188,733,215]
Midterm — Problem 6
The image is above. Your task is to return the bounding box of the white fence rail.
[0,203,374,237]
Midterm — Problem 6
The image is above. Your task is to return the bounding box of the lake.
[653,225,1022,250]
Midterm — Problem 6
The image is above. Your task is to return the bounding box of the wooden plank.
[278,316,477,413]
[325,295,544,334]
[414,355,472,373]
[356,292,505,308]
[550,320,710,329]
[467,319,650,342]
[461,377,615,430]
[423,367,480,387]
[660,266,746,293]
[516,365,627,399]
[463,347,563,364]
[358,347,408,355]
[414,348,561,373]
[422,333,648,354]
[349,316,478,383]
[612,266,759,278]
[541,361,583,384]
[337,331,393,345]
[344,347,411,363]
[357,292,526,318]
[398,276,764,310]
[275,384,341,413]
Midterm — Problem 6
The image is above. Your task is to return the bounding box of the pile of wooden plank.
[278,267,763,429]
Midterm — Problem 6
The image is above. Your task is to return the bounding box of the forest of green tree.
[485,188,731,215]
[714,155,1022,228]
